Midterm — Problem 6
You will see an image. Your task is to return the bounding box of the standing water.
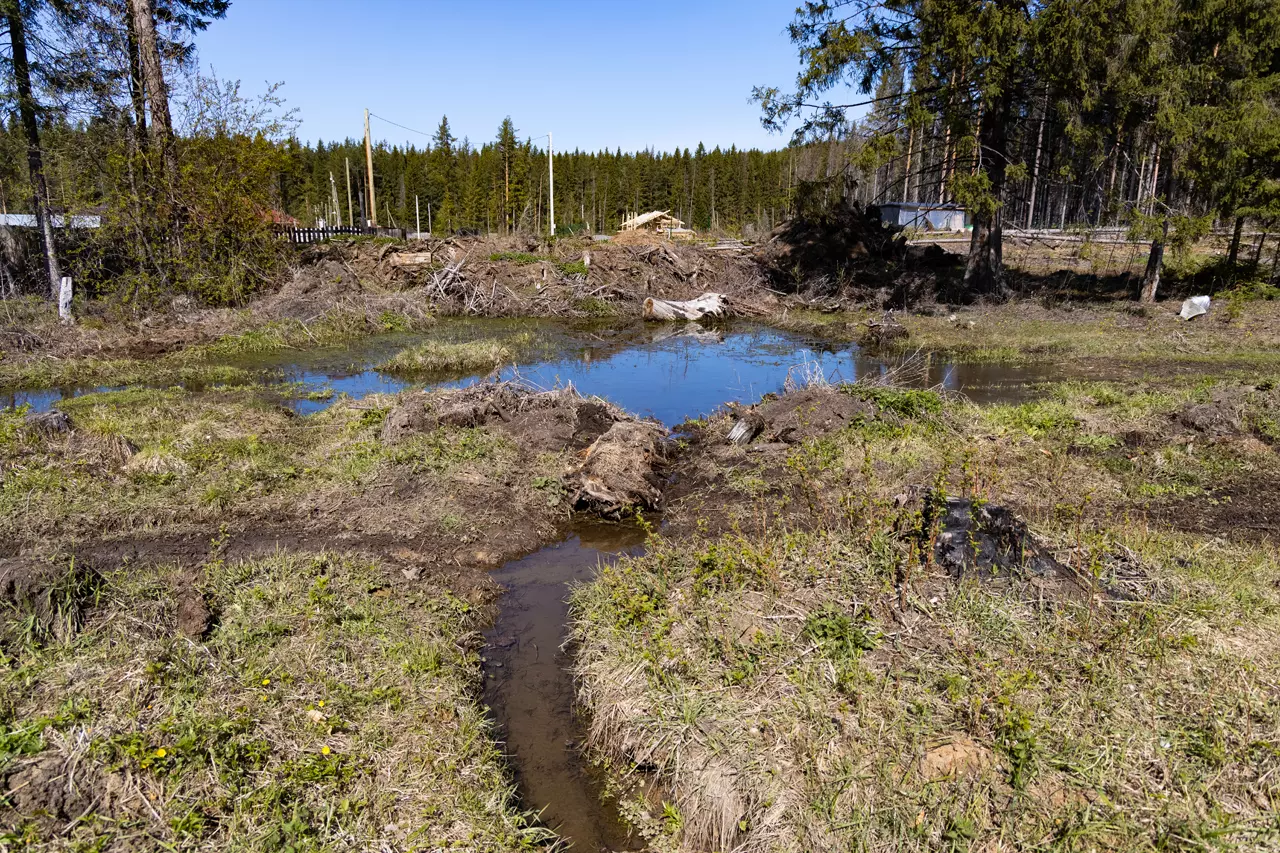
[483,521,648,851]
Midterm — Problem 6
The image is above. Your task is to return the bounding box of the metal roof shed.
[878,202,969,231]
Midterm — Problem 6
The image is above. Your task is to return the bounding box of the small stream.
[483,521,648,851]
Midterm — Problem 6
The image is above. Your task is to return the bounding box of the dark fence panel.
[275,225,406,245]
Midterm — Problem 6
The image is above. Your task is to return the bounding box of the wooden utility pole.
[1025,94,1047,229]
[548,131,556,237]
[345,157,354,227]
[364,109,377,227]
[329,172,341,227]
[903,125,914,203]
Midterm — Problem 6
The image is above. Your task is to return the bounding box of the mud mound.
[0,558,102,650]
[2,756,95,827]
[381,383,632,454]
[722,387,878,446]
[1176,391,1244,437]
[1173,383,1279,443]
[567,421,668,514]
[22,410,73,438]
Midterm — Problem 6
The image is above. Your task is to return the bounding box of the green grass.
[0,358,262,393]
[572,523,1280,853]
[0,551,550,850]
[571,375,1280,851]
[377,334,531,374]
[0,305,436,393]
[883,303,1280,366]
[0,384,533,547]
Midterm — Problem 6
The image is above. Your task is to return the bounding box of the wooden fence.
[276,225,407,245]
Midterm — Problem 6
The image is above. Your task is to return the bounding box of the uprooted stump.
[921,497,1065,579]
[566,421,668,515]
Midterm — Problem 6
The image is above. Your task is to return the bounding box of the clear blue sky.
[193,0,814,154]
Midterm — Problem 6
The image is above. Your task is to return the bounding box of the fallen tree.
[643,292,728,321]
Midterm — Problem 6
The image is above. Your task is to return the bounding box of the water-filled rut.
[483,522,648,851]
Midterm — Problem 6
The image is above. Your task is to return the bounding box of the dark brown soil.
[0,557,101,651]
[1157,471,1280,542]
[2,755,93,825]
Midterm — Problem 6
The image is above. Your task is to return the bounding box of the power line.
[367,112,434,139]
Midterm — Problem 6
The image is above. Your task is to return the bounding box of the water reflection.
[4,320,1058,423]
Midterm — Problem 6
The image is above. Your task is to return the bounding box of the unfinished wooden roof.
[619,210,686,231]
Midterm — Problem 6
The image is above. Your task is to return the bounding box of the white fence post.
[58,276,73,324]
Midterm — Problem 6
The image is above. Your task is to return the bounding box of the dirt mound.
[381,382,633,454]
[1176,392,1245,437]
[1172,383,1279,443]
[0,558,102,650]
[722,387,877,446]
[22,410,73,438]
[567,421,668,514]
[2,755,94,825]
[611,229,664,247]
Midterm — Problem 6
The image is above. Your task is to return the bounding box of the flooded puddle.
[483,520,648,851]
[6,319,1061,421]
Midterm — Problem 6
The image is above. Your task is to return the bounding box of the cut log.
[643,292,728,321]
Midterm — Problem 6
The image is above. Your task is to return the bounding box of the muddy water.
[483,520,648,851]
[5,320,1061,419]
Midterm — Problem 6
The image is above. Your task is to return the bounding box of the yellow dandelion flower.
[321,745,331,755]
[317,700,325,708]
[154,748,167,758]
[261,678,271,686]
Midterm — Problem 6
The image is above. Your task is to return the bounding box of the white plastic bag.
[1180,295,1210,320]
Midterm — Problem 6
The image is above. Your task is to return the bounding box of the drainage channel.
[482,519,648,851]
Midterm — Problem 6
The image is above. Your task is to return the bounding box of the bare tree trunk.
[128,0,175,175]
[1227,214,1245,269]
[963,92,1011,298]
[1140,216,1167,303]
[1140,170,1174,303]
[1025,92,1047,229]
[125,10,147,139]
[2,0,62,299]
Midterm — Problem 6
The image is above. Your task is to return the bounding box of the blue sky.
[193,0,814,153]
